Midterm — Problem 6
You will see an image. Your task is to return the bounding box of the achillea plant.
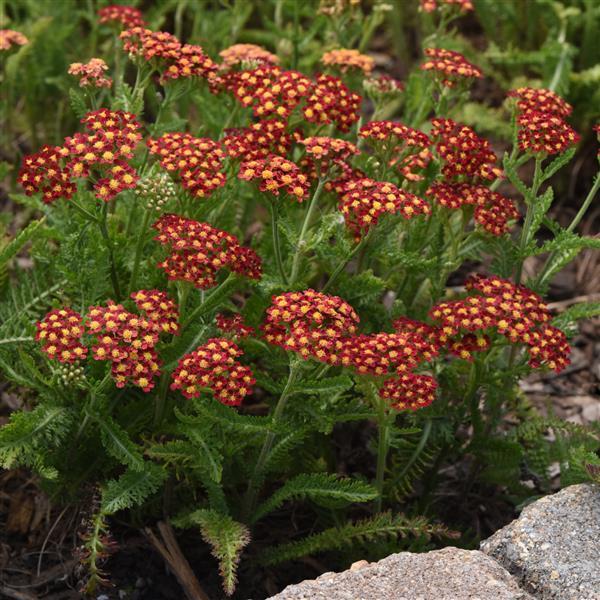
[1,1,599,597]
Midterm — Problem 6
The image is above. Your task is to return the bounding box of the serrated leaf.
[0,218,46,268]
[541,147,576,181]
[179,423,223,483]
[101,463,166,514]
[290,375,353,395]
[552,301,600,330]
[69,88,89,119]
[96,414,145,471]
[504,153,529,199]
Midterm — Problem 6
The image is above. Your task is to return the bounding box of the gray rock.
[481,483,600,599]
[266,547,534,600]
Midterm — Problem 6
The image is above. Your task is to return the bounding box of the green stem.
[181,274,237,332]
[99,203,122,299]
[128,208,152,294]
[270,201,289,285]
[322,230,372,293]
[289,179,325,285]
[154,372,171,427]
[548,20,569,92]
[374,393,390,513]
[243,359,301,519]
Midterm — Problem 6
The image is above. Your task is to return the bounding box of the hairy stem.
[270,200,289,285]
[99,203,122,299]
[128,208,152,294]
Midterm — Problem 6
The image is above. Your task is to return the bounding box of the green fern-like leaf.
[257,512,454,566]
[252,474,377,523]
[95,414,145,471]
[177,509,250,596]
[101,463,166,514]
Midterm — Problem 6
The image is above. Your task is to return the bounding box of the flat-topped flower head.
[299,136,359,178]
[219,43,279,68]
[420,48,482,87]
[147,133,226,199]
[507,87,572,118]
[0,29,28,51]
[427,183,519,235]
[222,119,291,161]
[303,74,362,132]
[420,0,473,13]
[338,177,430,238]
[379,373,438,410]
[153,214,262,289]
[216,313,255,338]
[170,338,255,405]
[430,118,502,181]
[36,308,88,364]
[321,48,375,74]
[363,75,404,102]
[238,154,310,201]
[98,5,145,28]
[131,289,180,335]
[68,58,112,88]
[430,275,570,372]
[263,289,359,364]
[359,120,432,181]
[516,110,580,156]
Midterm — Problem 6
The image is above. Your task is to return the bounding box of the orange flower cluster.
[68,58,112,88]
[170,338,255,405]
[238,155,310,201]
[19,109,141,203]
[337,177,430,238]
[0,29,28,51]
[430,275,570,372]
[223,66,312,120]
[359,120,432,181]
[263,290,359,364]
[216,314,255,338]
[300,136,359,178]
[120,27,217,81]
[321,48,375,74]
[222,120,291,161]
[131,290,180,335]
[507,87,572,118]
[420,0,473,12]
[426,183,519,235]
[86,296,172,391]
[219,43,279,68]
[420,48,482,87]
[153,214,262,289]
[98,5,145,28]
[430,118,501,181]
[36,308,88,364]
[147,133,226,199]
[303,74,362,132]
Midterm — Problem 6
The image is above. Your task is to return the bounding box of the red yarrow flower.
[420,48,481,87]
[0,29,28,51]
[98,5,145,28]
[170,338,255,405]
[222,119,292,161]
[36,308,88,364]
[430,118,502,181]
[426,183,519,235]
[379,373,438,411]
[516,110,580,156]
[153,214,262,289]
[420,0,473,12]
[321,48,375,74]
[507,87,572,118]
[216,313,255,338]
[337,177,430,238]
[299,136,359,179]
[68,58,112,88]
[263,289,359,364]
[131,289,180,335]
[219,43,279,68]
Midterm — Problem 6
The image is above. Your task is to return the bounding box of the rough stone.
[481,483,600,599]
[266,547,534,600]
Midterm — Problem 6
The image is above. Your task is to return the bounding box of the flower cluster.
[263,290,359,364]
[36,308,88,364]
[507,87,572,118]
[359,120,432,181]
[300,136,359,178]
[363,75,404,102]
[222,120,291,161]
[68,58,112,88]
[430,275,570,372]
[238,155,310,200]
[420,0,473,12]
[153,214,262,288]
[379,373,438,411]
[131,290,180,335]
[135,171,178,212]
[98,5,145,28]
[216,314,255,338]
[86,300,164,391]
[147,133,226,199]
[337,177,430,238]
[516,109,579,156]
[219,43,279,68]
[321,48,375,74]
[420,48,482,87]
[430,118,501,181]
[170,338,255,405]
[223,66,312,120]
[0,29,28,51]
[427,183,519,235]
[120,27,217,82]
[303,74,362,132]
[19,109,142,203]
